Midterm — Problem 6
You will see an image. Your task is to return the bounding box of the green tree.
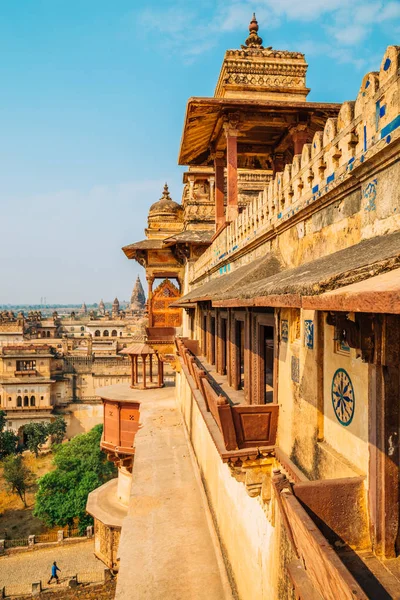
[0,410,19,458]
[48,416,67,446]
[3,455,33,507]
[23,422,49,457]
[34,425,116,533]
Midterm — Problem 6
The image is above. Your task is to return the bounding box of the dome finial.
[245,12,263,48]
[163,182,170,198]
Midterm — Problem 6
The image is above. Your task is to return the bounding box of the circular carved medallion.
[331,368,355,426]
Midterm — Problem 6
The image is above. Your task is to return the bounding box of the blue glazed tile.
[281,320,289,343]
[332,368,355,426]
[304,320,314,349]
[384,57,391,71]
[381,114,400,139]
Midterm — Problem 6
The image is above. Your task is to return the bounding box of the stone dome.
[148,184,183,225]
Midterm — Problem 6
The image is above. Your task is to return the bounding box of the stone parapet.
[193,46,400,283]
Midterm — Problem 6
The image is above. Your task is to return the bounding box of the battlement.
[193,45,400,283]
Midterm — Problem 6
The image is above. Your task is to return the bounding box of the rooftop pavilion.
[179,14,340,225]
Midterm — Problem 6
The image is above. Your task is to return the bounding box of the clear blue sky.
[1,0,399,304]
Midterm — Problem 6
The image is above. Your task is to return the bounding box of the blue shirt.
[51,565,59,576]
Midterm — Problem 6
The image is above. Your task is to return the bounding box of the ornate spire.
[162,183,170,200]
[244,13,263,49]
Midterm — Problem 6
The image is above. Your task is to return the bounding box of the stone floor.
[0,540,104,593]
[115,383,232,600]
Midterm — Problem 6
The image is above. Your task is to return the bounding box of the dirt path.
[0,540,104,594]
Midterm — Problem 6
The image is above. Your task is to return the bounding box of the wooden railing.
[176,337,278,451]
[272,470,369,600]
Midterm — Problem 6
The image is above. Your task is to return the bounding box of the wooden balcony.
[97,385,141,466]
[176,337,278,452]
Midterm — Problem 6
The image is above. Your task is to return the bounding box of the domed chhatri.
[146,183,184,238]
[148,184,183,221]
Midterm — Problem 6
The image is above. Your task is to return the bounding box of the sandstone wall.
[176,370,291,600]
[63,403,104,438]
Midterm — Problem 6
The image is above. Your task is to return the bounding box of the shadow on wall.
[64,404,104,438]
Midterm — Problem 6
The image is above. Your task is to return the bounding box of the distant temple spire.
[131,276,146,311]
[112,297,120,318]
[244,13,263,49]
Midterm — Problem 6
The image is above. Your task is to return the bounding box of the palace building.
[0,279,148,442]
[90,16,400,600]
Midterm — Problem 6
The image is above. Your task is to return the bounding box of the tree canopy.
[34,424,116,533]
[48,416,67,447]
[23,422,49,457]
[0,410,19,458]
[3,454,33,507]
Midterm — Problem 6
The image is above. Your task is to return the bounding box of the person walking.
[48,561,61,585]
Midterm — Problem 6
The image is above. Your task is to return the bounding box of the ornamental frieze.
[224,62,307,77]
[226,74,304,89]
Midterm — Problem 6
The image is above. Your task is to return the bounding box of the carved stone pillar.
[134,355,139,385]
[188,176,195,201]
[224,122,239,222]
[291,125,309,156]
[130,356,135,387]
[146,277,154,327]
[213,153,225,230]
[158,358,162,387]
[142,355,147,389]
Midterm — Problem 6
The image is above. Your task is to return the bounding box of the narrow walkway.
[115,384,231,600]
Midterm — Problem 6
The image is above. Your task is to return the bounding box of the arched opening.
[95,330,101,337]
[103,330,109,337]
[81,326,85,331]
[30,396,36,407]
[47,331,50,338]
[23,396,29,407]
[111,330,117,337]
[17,396,22,407]
[18,426,29,447]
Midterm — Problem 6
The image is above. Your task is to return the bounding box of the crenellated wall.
[193,45,400,284]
